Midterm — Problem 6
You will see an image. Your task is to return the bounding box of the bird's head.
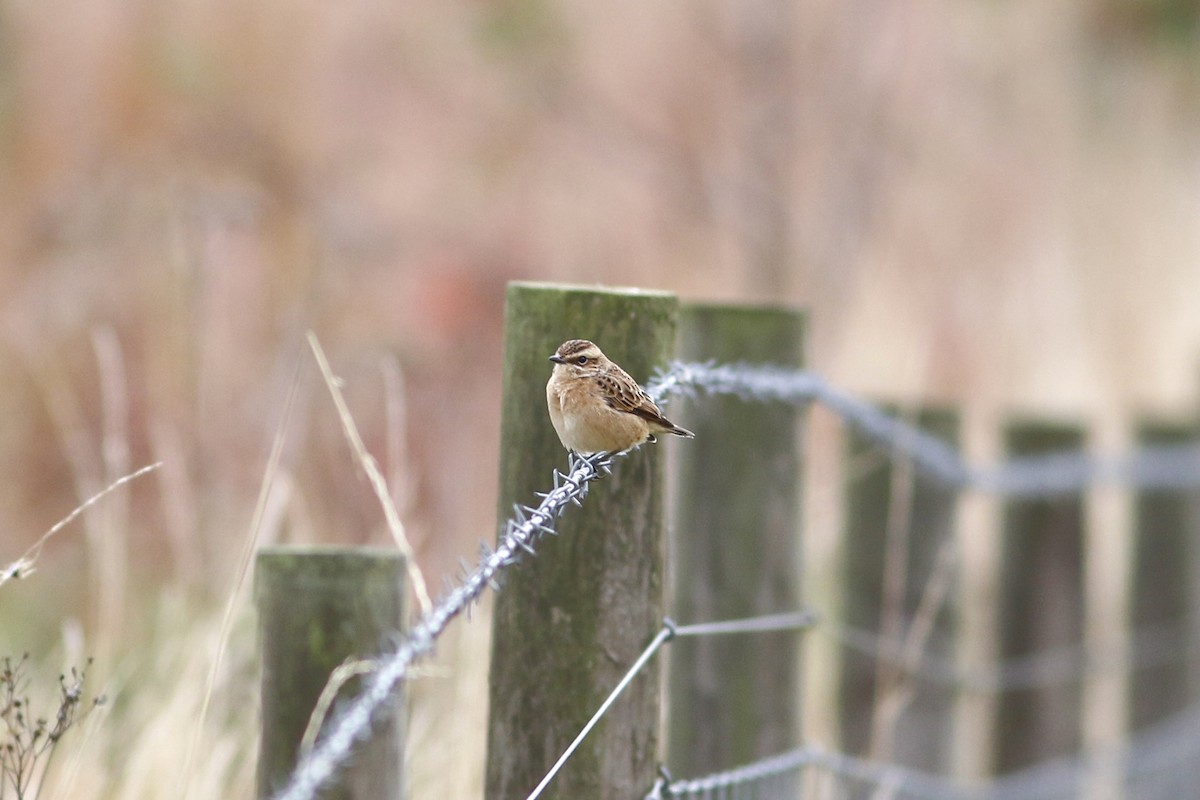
[549,339,607,375]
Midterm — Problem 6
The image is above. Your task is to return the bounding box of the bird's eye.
[576,356,588,365]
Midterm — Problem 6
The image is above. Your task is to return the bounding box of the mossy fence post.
[666,303,806,778]
[484,282,677,800]
[995,420,1085,779]
[256,546,408,800]
[1129,421,1200,731]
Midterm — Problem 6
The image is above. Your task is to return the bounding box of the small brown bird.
[546,339,694,454]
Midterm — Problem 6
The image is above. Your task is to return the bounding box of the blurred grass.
[0,1,1197,798]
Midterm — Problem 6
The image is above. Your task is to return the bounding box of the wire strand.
[648,745,973,800]
[672,610,819,638]
[649,362,1200,496]
[526,625,675,800]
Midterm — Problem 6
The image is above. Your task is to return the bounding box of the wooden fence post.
[666,303,806,777]
[484,282,676,800]
[256,546,408,800]
[1129,421,1200,731]
[995,421,1085,778]
[838,407,960,772]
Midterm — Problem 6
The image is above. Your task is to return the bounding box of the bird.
[546,338,694,455]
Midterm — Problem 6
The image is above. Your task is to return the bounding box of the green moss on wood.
[486,282,676,800]
[1130,421,1200,729]
[667,303,806,775]
[256,546,407,800]
[996,421,1085,775]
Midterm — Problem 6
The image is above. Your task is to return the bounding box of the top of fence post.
[485,281,678,800]
[256,546,408,800]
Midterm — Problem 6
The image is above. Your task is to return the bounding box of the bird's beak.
[549,354,566,364]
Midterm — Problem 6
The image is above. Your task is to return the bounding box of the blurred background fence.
[260,284,1200,800]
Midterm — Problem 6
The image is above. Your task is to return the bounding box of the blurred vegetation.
[1,655,103,800]
[1093,0,1200,48]
[0,1,1197,797]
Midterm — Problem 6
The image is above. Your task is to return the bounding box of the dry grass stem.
[179,357,302,800]
[90,327,133,665]
[868,535,959,800]
[0,463,162,589]
[306,331,432,614]
[381,357,417,526]
[867,437,917,763]
[298,658,379,760]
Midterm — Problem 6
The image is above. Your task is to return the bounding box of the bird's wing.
[596,371,670,426]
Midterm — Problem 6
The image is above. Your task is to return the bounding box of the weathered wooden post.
[995,421,1085,777]
[1129,421,1200,730]
[666,303,806,777]
[838,407,960,771]
[485,282,676,800]
[257,546,407,800]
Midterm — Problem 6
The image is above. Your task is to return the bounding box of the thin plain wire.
[527,611,816,798]
[526,624,675,800]
[269,451,613,800]
[672,610,819,638]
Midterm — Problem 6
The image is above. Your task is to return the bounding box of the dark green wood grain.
[256,546,407,800]
[1129,421,1200,731]
[666,302,806,777]
[485,282,676,800]
[995,421,1085,777]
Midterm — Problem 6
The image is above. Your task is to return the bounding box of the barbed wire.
[651,361,1200,496]
[273,359,1200,800]
[646,749,810,799]
[647,745,971,800]
[269,450,614,800]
